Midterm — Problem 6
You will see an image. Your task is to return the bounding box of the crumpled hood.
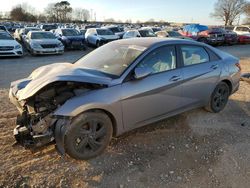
[12,63,112,100]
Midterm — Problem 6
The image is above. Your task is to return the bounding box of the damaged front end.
[9,80,104,152]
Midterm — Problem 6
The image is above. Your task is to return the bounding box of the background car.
[0,25,8,33]
[85,28,119,47]
[104,25,125,39]
[123,30,141,39]
[54,28,85,50]
[138,28,157,37]
[19,27,41,42]
[9,38,241,160]
[234,26,250,36]
[180,24,225,45]
[40,24,57,31]
[0,30,23,57]
[24,31,64,55]
[156,30,192,40]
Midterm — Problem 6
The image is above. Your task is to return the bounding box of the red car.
[238,35,250,44]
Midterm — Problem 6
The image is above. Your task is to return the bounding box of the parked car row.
[1,23,250,57]
[180,24,250,46]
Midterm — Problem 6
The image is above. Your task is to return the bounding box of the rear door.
[178,45,222,107]
[121,45,183,130]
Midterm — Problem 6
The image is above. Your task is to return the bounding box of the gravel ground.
[0,45,249,188]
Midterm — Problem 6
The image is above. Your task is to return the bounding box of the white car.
[85,28,119,47]
[20,27,41,42]
[0,30,23,57]
[123,30,141,39]
[25,31,64,55]
[234,26,250,36]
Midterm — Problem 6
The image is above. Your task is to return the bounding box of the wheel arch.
[221,79,233,94]
[85,108,118,137]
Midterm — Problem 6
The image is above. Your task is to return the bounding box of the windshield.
[80,30,86,35]
[109,27,120,33]
[25,28,40,34]
[0,26,7,31]
[139,30,156,37]
[0,32,13,40]
[62,29,80,36]
[31,32,56,39]
[168,31,181,37]
[43,25,57,30]
[75,42,146,77]
[97,29,113,35]
[152,28,161,32]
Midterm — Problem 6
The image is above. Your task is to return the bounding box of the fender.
[53,84,124,136]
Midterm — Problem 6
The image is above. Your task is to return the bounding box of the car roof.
[113,37,200,48]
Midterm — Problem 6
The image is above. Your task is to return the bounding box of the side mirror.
[134,67,153,80]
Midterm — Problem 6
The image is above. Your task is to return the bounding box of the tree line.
[7,0,250,25]
[9,1,90,23]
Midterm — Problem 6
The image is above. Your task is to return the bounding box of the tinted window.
[62,29,80,36]
[181,45,209,66]
[97,29,113,35]
[139,30,156,37]
[31,32,56,39]
[137,46,176,74]
[0,32,13,40]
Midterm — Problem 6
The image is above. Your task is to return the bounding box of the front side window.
[181,45,209,66]
[137,46,176,74]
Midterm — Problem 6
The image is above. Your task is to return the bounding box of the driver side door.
[121,45,183,130]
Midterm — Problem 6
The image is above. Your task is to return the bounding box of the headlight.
[15,45,22,49]
[31,43,41,49]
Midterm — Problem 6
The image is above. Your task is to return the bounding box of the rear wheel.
[205,82,230,113]
[64,112,113,160]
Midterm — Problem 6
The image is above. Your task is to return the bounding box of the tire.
[96,40,103,48]
[198,38,208,44]
[64,112,113,160]
[205,82,230,113]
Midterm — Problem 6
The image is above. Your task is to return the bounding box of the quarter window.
[181,46,209,66]
[137,46,176,74]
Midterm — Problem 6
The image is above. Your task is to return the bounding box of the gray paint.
[10,38,241,136]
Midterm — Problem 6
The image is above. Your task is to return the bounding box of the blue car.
[54,28,85,50]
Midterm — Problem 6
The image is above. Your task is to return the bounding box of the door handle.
[211,64,219,70]
[170,75,181,82]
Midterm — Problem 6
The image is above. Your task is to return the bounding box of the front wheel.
[205,82,230,113]
[64,112,113,160]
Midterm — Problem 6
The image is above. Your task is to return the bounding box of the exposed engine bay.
[11,81,105,149]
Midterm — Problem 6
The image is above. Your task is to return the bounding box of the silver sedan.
[9,38,241,160]
[25,31,64,55]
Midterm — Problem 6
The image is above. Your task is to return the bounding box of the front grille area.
[0,52,15,55]
[41,44,58,48]
[0,46,14,51]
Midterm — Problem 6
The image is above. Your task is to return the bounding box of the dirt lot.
[0,45,250,188]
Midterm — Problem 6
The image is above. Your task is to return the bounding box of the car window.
[181,45,209,66]
[137,46,176,74]
[0,32,13,40]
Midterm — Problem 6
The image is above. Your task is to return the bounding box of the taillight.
[235,62,241,71]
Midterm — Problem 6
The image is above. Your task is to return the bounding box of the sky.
[0,0,224,25]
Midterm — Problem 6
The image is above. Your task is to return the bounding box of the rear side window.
[181,45,209,66]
